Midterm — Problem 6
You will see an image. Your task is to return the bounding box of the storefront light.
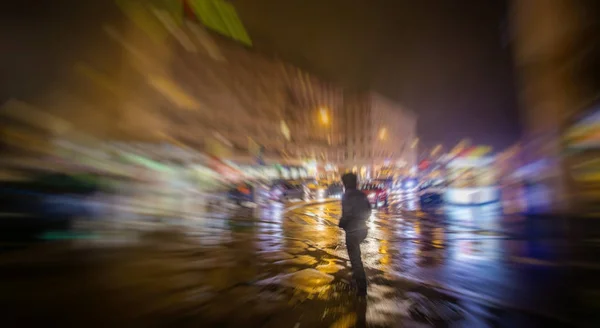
[317,188,326,200]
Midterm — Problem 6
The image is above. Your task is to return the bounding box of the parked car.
[326,182,344,199]
[270,180,305,202]
[303,180,344,200]
[228,181,255,207]
[303,179,323,200]
[418,179,445,209]
[360,182,389,208]
[0,172,100,244]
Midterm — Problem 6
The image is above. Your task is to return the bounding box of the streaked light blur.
[0,0,598,326]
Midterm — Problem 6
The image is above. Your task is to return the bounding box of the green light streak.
[188,0,252,46]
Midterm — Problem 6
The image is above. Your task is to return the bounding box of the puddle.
[275,255,318,266]
[316,262,345,274]
[257,269,335,292]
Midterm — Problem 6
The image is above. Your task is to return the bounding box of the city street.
[2,1,598,327]
[0,198,575,327]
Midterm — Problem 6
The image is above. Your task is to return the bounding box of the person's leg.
[346,230,367,295]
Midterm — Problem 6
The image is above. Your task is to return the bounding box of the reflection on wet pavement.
[0,201,568,327]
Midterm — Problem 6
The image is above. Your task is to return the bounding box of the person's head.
[341,172,358,190]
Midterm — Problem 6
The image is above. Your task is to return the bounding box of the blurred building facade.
[164,18,346,165]
[342,91,417,175]
[511,0,600,213]
[1,1,347,169]
[2,1,416,177]
[278,64,345,164]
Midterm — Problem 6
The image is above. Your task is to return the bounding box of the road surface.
[0,199,580,327]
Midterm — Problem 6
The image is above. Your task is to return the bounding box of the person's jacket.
[339,189,370,232]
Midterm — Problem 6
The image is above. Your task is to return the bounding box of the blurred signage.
[186,0,252,46]
[396,159,407,168]
[459,145,492,158]
[447,156,494,168]
[290,168,299,179]
[418,160,431,171]
[449,139,471,157]
[379,166,394,178]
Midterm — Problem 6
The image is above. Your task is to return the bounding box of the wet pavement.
[0,197,583,327]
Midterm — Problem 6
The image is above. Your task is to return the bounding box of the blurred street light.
[280,120,290,141]
[431,144,442,156]
[319,107,330,125]
[378,127,388,141]
[411,138,419,149]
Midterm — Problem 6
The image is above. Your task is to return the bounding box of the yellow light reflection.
[379,240,390,265]
[379,240,388,254]
[433,227,444,248]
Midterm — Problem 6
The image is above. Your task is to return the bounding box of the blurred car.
[418,179,445,209]
[270,180,305,202]
[252,180,273,206]
[326,182,344,199]
[228,181,255,207]
[303,179,323,200]
[360,182,389,208]
[304,180,344,200]
[0,172,100,244]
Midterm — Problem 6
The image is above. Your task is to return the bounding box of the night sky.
[234,0,520,150]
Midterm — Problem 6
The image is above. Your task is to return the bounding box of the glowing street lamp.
[378,127,388,141]
[319,107,330,125]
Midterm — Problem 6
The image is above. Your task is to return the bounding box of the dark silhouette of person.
[355,297,367,327]
[339,172,371,296]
